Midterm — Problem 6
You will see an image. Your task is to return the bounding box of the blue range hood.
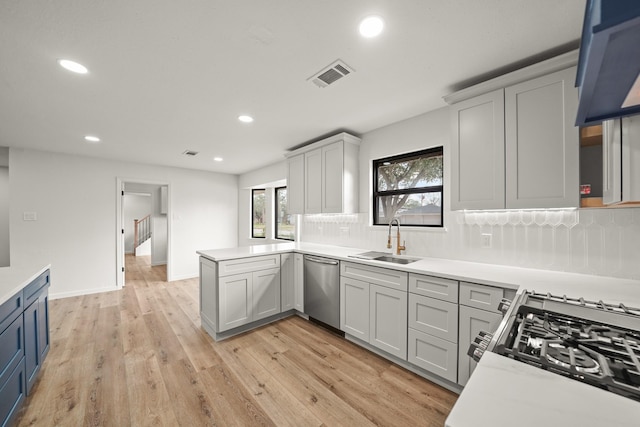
[575,0,640,126]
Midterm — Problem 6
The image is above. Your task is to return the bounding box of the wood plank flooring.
[15,254,457,426]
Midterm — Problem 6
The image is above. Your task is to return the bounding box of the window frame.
[274,186,294,241]
[372,146,444,227]
[251,188,266,239]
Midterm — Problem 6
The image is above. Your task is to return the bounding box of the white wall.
[9,148,238,298]
[0,166,9,267]
[298,107,640,280]
[237,161,287,246]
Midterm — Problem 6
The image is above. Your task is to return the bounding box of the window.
[275,187,295,240]
[252,189,266,238]
[373,147,443,227]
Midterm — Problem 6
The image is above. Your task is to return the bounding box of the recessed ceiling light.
[84,135,100,143]
[58,59,89,74]
[359,15,384,38]
[213,157,223,162]
[238,115,254,123]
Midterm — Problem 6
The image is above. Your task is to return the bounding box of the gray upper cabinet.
[505,67,579,209]
[285,132,360,214]
[286,154,304,214]
[447,52,580,210]
[304,148,323,214]
[450,89,505,210]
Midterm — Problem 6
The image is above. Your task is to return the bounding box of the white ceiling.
[0,1,585,175]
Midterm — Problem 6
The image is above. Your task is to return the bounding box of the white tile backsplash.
[299,208,640,279]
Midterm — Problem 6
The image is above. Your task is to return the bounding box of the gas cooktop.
[493,292,640,402]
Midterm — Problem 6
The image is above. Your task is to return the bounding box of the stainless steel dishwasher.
[304,255,340,330]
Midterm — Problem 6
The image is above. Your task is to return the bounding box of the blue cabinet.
[0,294,25,427]
[0,269,50,427]
[576,0,640,125]
[24,287,49,394]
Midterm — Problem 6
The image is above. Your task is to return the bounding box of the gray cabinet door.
[450,89,505,210]
[321,141,344,213]
[369,284,407,360]
[458,305,502,386]
[280,253,295,312]
[304,148,322,214]
[294,253,304,312]
[218,272,252,331]
[408,328,458,383]
[252,268,281,321]
[505,66,579,209]
[340,277,370,341]
[287,154,305,214]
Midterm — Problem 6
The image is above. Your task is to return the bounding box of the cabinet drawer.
[24,270,50,307]
[341,262,408,291]
[408,328,458,383]
[218,255,280,277]
[0,292,23,334]
[408,294,458,343]
[409,274,458,303]
[0,315,24,388]
[459,282,504,313]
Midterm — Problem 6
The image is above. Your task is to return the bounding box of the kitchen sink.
[373,255,420,264]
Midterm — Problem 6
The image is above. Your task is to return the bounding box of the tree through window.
[373,147,443,227]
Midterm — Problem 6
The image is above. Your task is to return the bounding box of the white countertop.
[0,264,51,306]
[198,242,640,424]
[198,242,640,306]
[445,352,640,427]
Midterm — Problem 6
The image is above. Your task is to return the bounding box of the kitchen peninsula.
[198,242,640,424]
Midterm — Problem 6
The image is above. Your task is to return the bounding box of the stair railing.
[134,214,151,249]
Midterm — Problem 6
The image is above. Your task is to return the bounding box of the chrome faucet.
[387,217,406,255]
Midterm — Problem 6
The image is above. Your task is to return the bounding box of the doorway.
[116,178,171,287]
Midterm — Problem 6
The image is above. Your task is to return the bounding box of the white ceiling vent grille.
[182,150,199,156]
[308,60,354,88]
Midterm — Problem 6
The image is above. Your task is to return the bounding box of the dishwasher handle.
[305,256,339,266]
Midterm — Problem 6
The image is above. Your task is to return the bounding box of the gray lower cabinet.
[200,255,281,338]
[218,268,281,330]
[280,253,295,312]
[457,304,502,386]
[293,253,304,312]
[340,262,408,360]
[407,275,459,383]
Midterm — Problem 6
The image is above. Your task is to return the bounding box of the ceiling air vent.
[182,150,199,156]
[308,60,354,88]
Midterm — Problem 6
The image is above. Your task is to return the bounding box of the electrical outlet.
[23,211,37,221]
[481,233,492,248]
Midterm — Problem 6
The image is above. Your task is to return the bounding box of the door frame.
[116,177,172,287]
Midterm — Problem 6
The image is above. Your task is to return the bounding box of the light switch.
[23,211,37,221]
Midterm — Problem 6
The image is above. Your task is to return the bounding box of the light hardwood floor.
[16,254,457,426]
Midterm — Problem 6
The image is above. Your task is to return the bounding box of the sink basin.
[373,255,420,264]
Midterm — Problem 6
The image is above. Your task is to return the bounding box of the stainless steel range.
[469,291,640,402]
